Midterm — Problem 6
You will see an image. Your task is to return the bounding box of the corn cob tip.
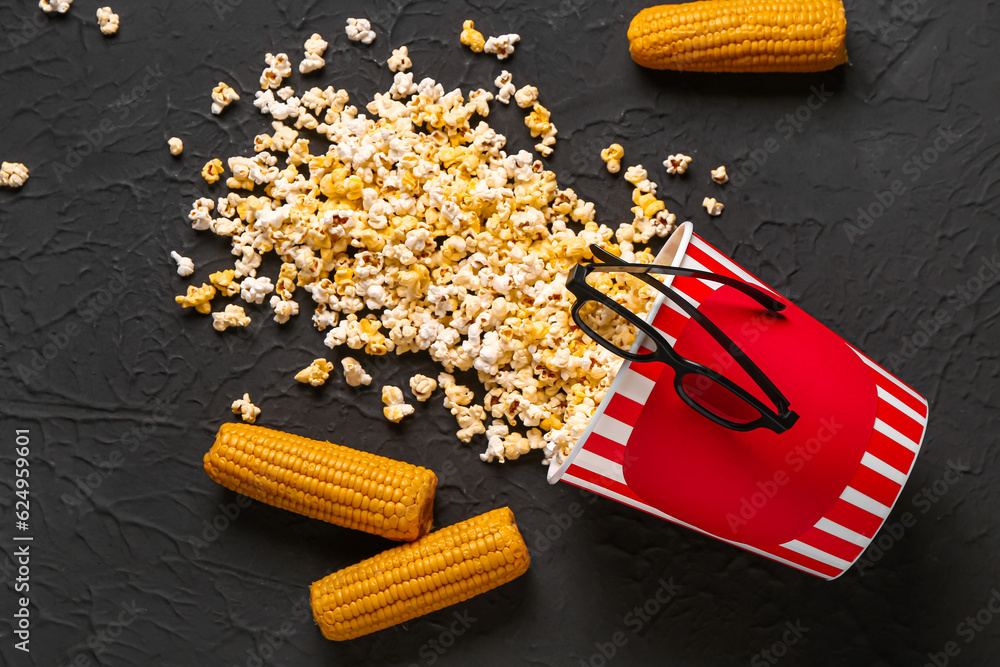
[628,0,848,73]
[310,506,530,641]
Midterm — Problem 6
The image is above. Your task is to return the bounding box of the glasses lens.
[576,299,649,355]
[680,372,761,424]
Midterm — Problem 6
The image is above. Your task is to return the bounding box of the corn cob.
[204,423,437,541]
[628,0,848,73]
[311,507,530,640]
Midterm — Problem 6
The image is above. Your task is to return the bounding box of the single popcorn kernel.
[175,283,216,314]
[39,0,72,14]
[387,45,412,72]
[167,137,184,156]
[212,304,251,332]
[341,357,372,387]
[409,374,438,402]
[460,20,485,52]
[299,33,328,74]
[211,82,240,115]
[0,162,30,188]
[96,6,118,35]
[664,153,692,175]
[711,165,729,184]
[170,250,194,277]
[295,358,335,386]
[484,33,519,60]
[346,17,376,44]
[231,393,261,423]
[382,385,415,423]
[600,144,624,174]
[703,196,724,216]
[201,158,224,184]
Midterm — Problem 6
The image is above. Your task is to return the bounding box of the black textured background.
[1,1,998,665]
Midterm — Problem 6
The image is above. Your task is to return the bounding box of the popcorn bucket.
[547,222,929,580]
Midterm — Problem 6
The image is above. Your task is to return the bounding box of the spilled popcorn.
[211,82,240,115]
[0,162,29,188]
[600,144,624,174]
[175,37,678,468]
[382,386,414,423]
[168,137,184,155]
[460,21,485,53]
[232,393,260,423]
[341,357,372,387]
[295,358,335,386]
[702,197,724,216]
[213,304,251,331]
[484,33,520,60]
[346,18,375,44]
[663,153,692,175]
[96,6,118,35]
[39,0,72,14]
[299,33,328,74]
[387,46,412,73]
[711,165,728,184]
[170,250,195,277]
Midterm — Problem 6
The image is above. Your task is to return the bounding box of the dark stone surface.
[1,0,997,665]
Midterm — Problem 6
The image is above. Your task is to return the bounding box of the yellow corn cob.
[311,507,530,640]
[628,0,848,73]
[203,423,437,541]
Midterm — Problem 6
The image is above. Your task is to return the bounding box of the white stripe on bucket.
[570,450,627,485]
[874,418,920,453]
[780,539,853,571]
[840,486,892,518]
[861,452,908,484]
[854,351,927,407]
[591,414,633,445]
[614,372,656,406]
[876,385,928,426]
[813,518,870,548]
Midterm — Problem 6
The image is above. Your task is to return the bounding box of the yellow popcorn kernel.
[344,175,364,200]
[460,20,486,53]
[175,283,217,314]
[201,158,224,184]
[295,358,335,386]
[209,270,240,297]
[524,104,552,138]
[633,191,665,217]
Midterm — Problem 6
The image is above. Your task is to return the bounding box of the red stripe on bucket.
[823,498,885,538]
[650,303,690,340]
[850,466,903,508]
[672,275,715,305]
[876,399,925,444]
[603,394,645,426]
[796,526,865,563]
[865,429,917,475]
[566,465,646,504]
[580,433,627,466]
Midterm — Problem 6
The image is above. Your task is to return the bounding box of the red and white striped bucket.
[548,222,929,580]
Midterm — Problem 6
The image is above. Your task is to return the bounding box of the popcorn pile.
[176,31,680,467]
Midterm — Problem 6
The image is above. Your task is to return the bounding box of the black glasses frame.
[568,244,800,434]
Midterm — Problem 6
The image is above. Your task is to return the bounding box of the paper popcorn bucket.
[548,222,929,580]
